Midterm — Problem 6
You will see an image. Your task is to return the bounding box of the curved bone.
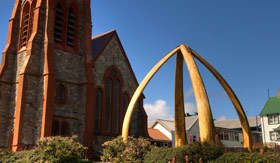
[180,45,216,143]
[122,47,180,142]
[189,48,252,151]
[174,52,186,146]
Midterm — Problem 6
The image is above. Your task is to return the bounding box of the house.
[150,115,261,147]
[260,91,280,145]
[214,117,262,147]
[148,128,172,147]
[150,115,200,146]
[0,0,148,152]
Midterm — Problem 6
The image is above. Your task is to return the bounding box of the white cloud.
[184,102,196,113]
[144,100,172,121]
[216,116,227,121]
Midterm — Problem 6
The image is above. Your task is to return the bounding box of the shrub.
[210,152,280,163]
[32,136,89,163]
[101,136,154,163]
[143,142,224,163]
[0,136,90,163]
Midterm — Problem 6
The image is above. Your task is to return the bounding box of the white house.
[260,92,280,145]
[150,115,200,146]
[150,115,262,148]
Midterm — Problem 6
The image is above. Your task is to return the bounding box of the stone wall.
[53,49,87,142]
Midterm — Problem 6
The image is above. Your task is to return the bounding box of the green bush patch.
[0,136,90,163]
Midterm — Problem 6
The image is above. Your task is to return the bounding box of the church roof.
[260,97,280,116]
[91,30,142,92]
[91,30,115,57]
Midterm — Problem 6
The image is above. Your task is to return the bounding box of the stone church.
[0,0,148,152]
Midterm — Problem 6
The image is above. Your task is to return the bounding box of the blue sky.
[1,1,280,121]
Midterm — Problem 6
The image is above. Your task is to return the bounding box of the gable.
[91,30,139,87]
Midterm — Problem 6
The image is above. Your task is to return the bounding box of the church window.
[61,121,70,136]
[113,79,120,134]
[104,68,123,135]
[94,88,103,133]
[66,7,76,47]
[54,3,64,42]
[105,79,112,134]
[28,0,37,39]
[51,120,60,136]
[19,2,30,48]
[122,93,129,126]
[56,84,67,105]
[51,119,70,136]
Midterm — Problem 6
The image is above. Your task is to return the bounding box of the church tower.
[0,0,94,151]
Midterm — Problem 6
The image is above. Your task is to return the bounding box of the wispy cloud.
[144,99,172,121]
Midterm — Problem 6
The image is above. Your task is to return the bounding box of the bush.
[101,136,154,163]
[0,136,90,163]
[210,152,280,163]
[143,142,224,163]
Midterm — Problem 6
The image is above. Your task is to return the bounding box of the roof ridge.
[157,119,174,122]
[92,29,116,40]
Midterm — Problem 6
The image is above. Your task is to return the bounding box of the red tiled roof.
[148,128,171,141]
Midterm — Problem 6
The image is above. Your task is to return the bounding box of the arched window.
[66,7,76,47]
[113,79,120,134]
[51,120,60,136]
[104,69,123,135]
[56,84,67,105]
[105,79,112,134]
[19,2,30,48]
[94,88,103,133]
[28,0,37,39]
[54,3,63,42]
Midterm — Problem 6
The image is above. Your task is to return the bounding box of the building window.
[56,84,67,105]
[51,120,60,136]
[94,88,103,133]
[28,0,37,39]
[229,132,235,141]
[235,133,239,142]
[66,7,76,47]
[224,132,229,140]
[51,119,70,136]
[130,102,140,136]
[193,135,196,142]
[122,93,129,126]
[268,114,279,125]
[61,121,70,136]
[113,79,120,134]
[54,3,64,42]
[104,69,123,135]
[105,79,112,134]
[19,2,31,48]
[270,131,280,141]
[218,132,224,140]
